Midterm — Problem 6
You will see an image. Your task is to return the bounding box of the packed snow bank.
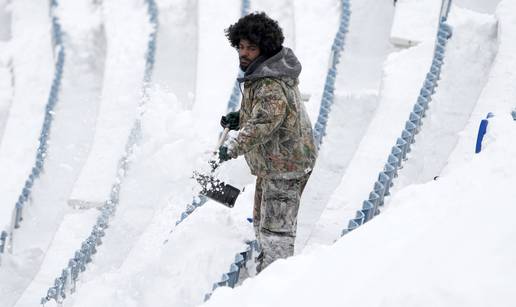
[395,7,497,188]
[10,211,98,307]
[69,0,152,207]
[65,83,254,307]
[307,39,434,246]
[296,91,378,250]
[296,0,394,249]
[0,0,53,238]
[446,0,516,168]
[307,3,499,247]
[205,115,516,307]
[390,0,441,47]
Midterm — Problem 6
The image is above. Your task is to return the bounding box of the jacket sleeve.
[230,81,287,156]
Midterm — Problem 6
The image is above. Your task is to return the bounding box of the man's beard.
[239,57,251,71]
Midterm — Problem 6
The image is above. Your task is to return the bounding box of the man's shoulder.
[250,77,288,92]
[251,78,287,99]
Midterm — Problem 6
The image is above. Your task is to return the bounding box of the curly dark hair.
[225,12,285,57]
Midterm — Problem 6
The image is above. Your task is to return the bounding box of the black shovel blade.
[202,182,240,208]
[194,171,241,208]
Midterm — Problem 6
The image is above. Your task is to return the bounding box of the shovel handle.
[214,127,230,154]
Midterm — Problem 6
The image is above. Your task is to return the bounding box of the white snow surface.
[0,1,105,306]
[0,0,11,40]
[205,117,516,307]
[69,0,152,207]
[1,0,516,307]
[0,0,54,239]
[390,0,441,47]
[296,0,395,250]
[0,41,12,143]
[307,31,435,246]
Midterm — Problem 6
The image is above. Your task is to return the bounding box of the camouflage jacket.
[229,48,317,179]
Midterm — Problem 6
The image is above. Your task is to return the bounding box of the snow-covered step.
[0,0,106,305]
[307,32,435,247]
[390,0,441,47]
[395,7,497,189]
[0,0,54,248]
[297,0,395,250]
[12,210,98,307]
[296,91,379,250]
[446,0,516,168]
[68,0,153,208]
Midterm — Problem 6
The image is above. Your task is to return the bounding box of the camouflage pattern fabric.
[253,174,310,271]
[229,76,317,179]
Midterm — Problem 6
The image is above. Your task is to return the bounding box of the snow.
[153,0,198,106]
[0,41,12,143]
[1,0,516,306]
[0,0,11,40]
[296,0,395,250]
[0,0,12,141]
[69,0,152,207]
[307,35,435,247]
[205,117,516,306]
[395,7,497,189]
[0,0,54,244]
[455,0,502,14]
[390,0,441,47]
[292,0,339,119]
[204,1,516,305]
[0,1,105,306]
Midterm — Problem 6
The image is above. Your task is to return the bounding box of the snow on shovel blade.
[194,171,240,208]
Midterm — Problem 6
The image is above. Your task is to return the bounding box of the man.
[218,12,318,272]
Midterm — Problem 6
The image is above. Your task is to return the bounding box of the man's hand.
[218,146,233,162]
[220,111,240,130]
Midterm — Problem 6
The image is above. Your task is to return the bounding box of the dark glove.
[218,146,233,162]
[220,111,240,130]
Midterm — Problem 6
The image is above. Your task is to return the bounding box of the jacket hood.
[238,47,301,82]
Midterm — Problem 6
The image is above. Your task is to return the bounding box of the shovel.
[195,128,241,208]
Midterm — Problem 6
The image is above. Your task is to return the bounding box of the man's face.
[238,39,261,70]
